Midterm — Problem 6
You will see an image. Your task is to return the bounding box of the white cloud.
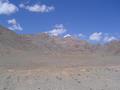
[8,19,23,31]
[89,32,119,43]
[78,33,84,37]
[0,0,18,15]
[89,32,102,41]
[78,33,85,38]
[48,24,67,36]
[19,3,24,8]
[104,36,117,42]
[19,3,54,13]
[8,18,17,25]
[64,34,72,38]
[8,24,23,31]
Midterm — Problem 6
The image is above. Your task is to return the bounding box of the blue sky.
[0,0,120,42]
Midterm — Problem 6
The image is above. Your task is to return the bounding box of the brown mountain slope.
[0,25,37,56]
[0,25,120,56]
[31,33,96,54]
[104,40,120,55]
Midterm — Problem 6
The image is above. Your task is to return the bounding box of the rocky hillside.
[104,40,120,55]
[0,25,120,56]
[0,25,36,56]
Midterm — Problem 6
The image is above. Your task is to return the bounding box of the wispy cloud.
[78,33,85,38]
[64,34,72,38]
[19,3,55,13]
[104,36,117,42]
[89,32,102,41]
[8,18,16,24]
[48,24,67,36]
[0,0,18,15]
[8,18,23,31]
[89,32,119,43]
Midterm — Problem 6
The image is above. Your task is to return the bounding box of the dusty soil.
[0,66,120,90]
[0,53,120,90]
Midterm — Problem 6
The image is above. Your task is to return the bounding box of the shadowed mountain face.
[0,25,120,56]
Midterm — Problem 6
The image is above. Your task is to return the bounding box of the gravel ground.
[0,66,120,90]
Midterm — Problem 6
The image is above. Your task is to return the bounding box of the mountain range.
[0,25,120,56]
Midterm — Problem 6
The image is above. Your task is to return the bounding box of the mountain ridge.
[0,25,120,56]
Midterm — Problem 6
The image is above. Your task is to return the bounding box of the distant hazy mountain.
[0,25,119,56]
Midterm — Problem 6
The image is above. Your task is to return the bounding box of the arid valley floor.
[0,52,120,90]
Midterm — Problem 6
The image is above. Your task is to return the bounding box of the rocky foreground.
[0,66,120,90]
